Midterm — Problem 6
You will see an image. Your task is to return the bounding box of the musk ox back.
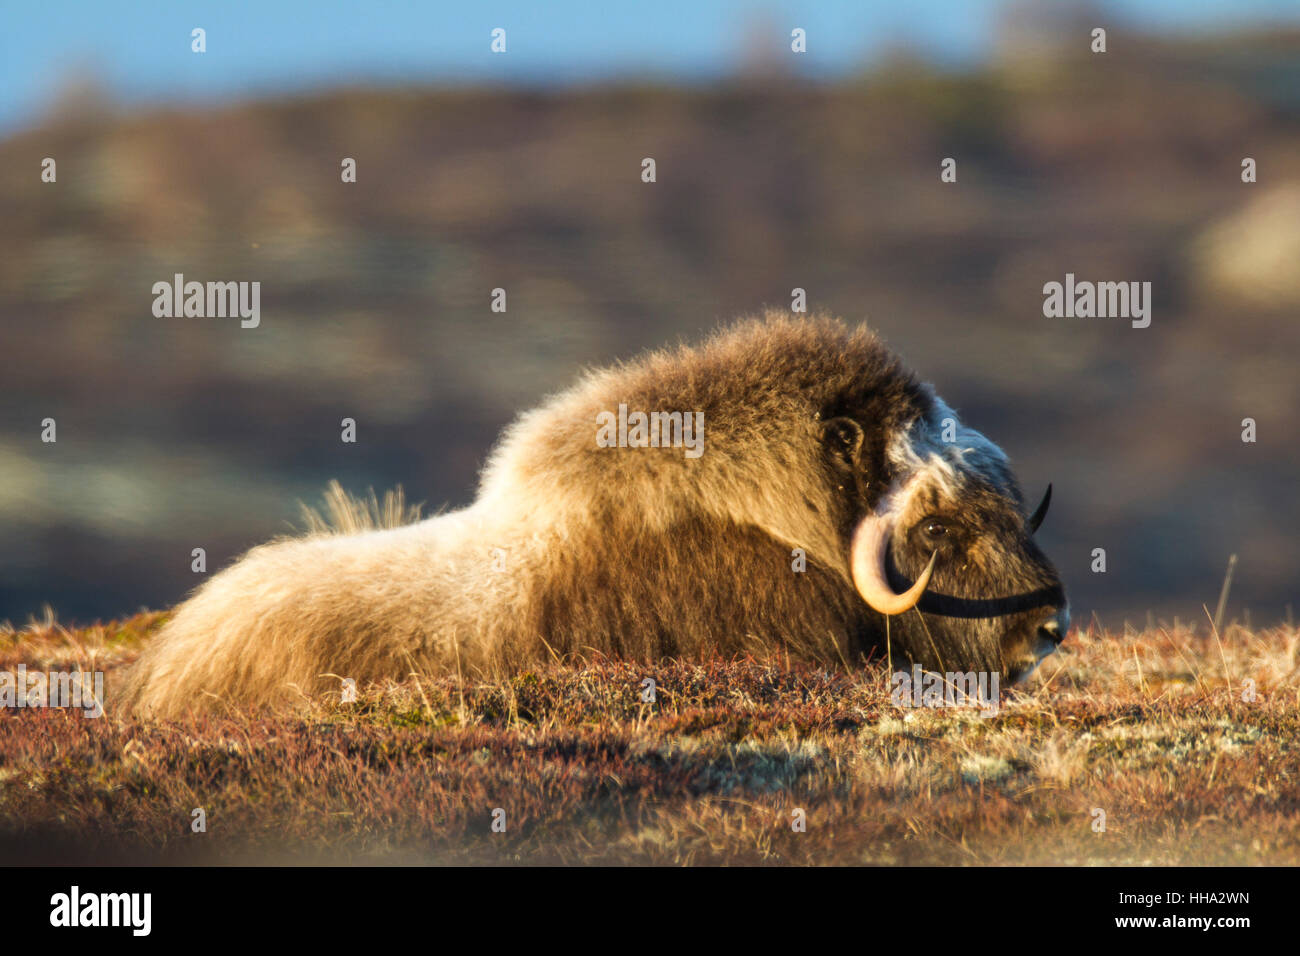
[123,313,1068,717]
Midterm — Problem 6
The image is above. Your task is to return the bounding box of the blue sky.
[2,0,1298,132]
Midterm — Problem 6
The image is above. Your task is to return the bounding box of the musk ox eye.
[922,519,949,539]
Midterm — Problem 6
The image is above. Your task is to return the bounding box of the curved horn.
[1026,484,1052,536]
[850,514,937,615]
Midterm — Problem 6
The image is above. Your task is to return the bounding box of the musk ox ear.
[823,416,865,471]
[1026,484,1052,535]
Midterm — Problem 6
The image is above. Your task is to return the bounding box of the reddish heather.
[1,611,1297,864]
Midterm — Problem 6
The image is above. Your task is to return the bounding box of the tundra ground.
[2,611,1297,865]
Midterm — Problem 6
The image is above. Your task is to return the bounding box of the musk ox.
[123,313,1068,717]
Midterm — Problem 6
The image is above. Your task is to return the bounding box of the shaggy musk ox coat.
[124,313,1068,717]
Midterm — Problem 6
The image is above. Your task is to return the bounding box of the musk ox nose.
[1038,607,1070,646]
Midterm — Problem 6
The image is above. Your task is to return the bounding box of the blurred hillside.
[1,29,1298,626]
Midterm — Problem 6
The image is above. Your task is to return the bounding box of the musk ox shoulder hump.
[477,311,935,529]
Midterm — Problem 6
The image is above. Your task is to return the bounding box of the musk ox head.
[822,389,1068,684]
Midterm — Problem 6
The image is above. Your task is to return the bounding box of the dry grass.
[2,611,1298,865]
